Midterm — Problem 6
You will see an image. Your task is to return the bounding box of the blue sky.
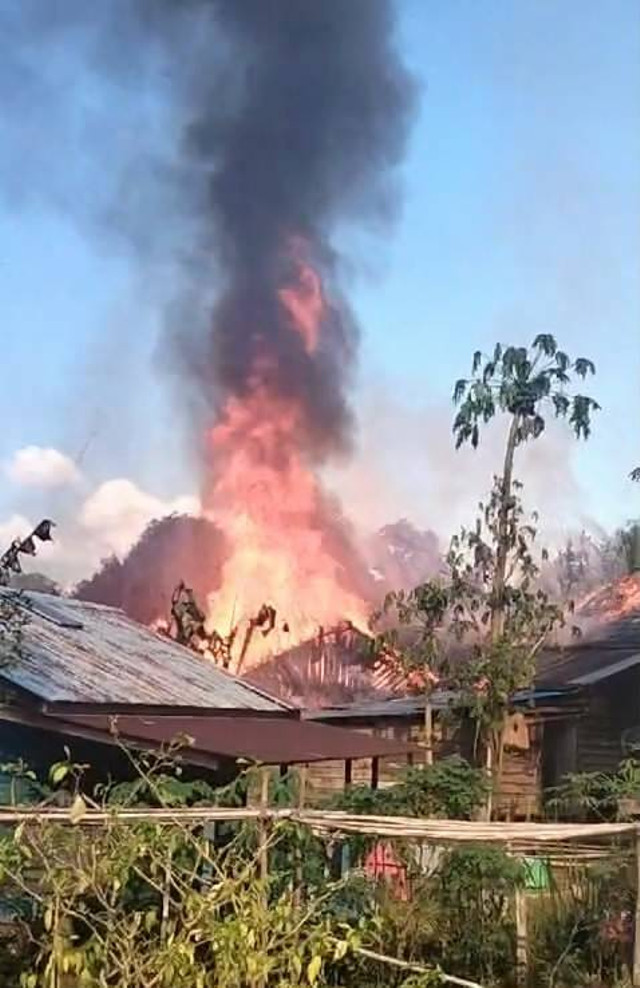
[0,0,638,573]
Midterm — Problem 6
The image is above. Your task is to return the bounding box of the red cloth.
[364,842,409,900]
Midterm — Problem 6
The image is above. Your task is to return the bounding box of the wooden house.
[305,575,640,816]
[538,576,640,784]
[304,690,570,818]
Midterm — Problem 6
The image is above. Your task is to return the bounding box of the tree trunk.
[490,415,519,643]
[485,415,519,820]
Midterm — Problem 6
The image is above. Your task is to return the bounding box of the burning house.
[538,571,640,786]
[298,568,640,817]
[0,588,417,799]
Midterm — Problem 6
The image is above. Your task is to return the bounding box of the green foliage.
[0,809,368,987]
[452,335,599,450]
[431,846,524,984]
[377,477,567,738]
[365,846,524,986]
[548,759,640,821]
[529,856,633,988]
[377,336,599,814]
[445,478,568,729]
[330,782,399,817]
[107,773,220,807]
[329,759,487,866]
[331,758,487,822]
[0,759,45,807]
[399,759,488,820]
[0,747,634,988]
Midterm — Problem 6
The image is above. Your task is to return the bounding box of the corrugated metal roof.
[42,712,419,765]
[304,691,460,721]
[305,687,575,723]
[571,652,640,686]
[0,590,289,712]
[537,617,640,688]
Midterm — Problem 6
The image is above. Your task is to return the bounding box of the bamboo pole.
[298,764,307,810]
[633,825,640,987]
[515,883,528,988]
[355,946,485,988]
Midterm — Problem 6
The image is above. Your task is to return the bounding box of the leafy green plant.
[0,760,46,807]
[400,758,488,820]
[529,856,633,988]
[330,758,487,822]
[432,846,524,984]
[327,759,487,873]
[0,800,369,987]
[548,759,640,821]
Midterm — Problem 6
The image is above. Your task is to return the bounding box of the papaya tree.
[452,335,599,641]
[452,335,599,804]
[376,336,599,815]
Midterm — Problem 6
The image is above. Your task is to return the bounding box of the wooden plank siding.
[305,723,415,804]
[303,714,546,818]
[575,690,622,775]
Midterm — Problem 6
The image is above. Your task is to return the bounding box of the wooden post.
[344,759,353,789]
[298,764,307,809]
[294,765,307,906]
[484,741,494,821]
[633,825,640,987]
[515,882,528,988]
[424,698,433,766]
[371,757,380,790]
[258,767,270,884]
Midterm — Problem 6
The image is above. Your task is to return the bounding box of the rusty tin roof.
[0,590,290,712]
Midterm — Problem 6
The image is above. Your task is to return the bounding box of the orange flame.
[204,243,368,670]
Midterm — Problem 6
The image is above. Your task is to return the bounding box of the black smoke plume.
[176,0,415,461]
[2,0,414,463]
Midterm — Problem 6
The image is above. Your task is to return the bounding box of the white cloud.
[5,446,81,489]
[0,478,200,588]
[79,478,200,558]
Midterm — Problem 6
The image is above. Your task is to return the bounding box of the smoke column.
[174,0,413,444]
[2,0,415,664]
[173,0,415,661]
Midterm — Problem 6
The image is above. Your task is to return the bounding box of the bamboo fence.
[0,804,634,853]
